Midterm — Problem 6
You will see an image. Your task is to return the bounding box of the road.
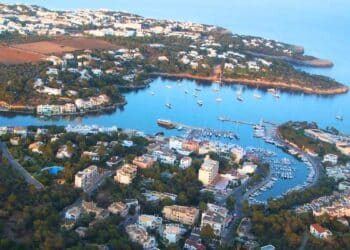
[0,141,44,190]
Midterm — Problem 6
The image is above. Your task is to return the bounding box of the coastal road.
[0,141,44,190]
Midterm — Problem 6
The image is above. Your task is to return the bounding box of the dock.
[218,116,277,126]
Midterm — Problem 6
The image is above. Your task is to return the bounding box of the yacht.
[165,85,172,89]
[336,115,343,121]
[216,97,223,102]
[197,100,203,106]
[165,103,172,109]
[237,96,243,102]
[253,93,261,99]
[150,91,155,96]
[184,90,188,94]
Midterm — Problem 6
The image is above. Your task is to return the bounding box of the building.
[56,145,73,159]
[133,154,155,169]
[82,201,109,220]
[138,214,163,230]
[125,224,157,249]
[323,154,338,165]
[65,206,82,220]
[200,203,231,237]
[143,190,177,203]
[310,223,332,239]
[180,157,192,169]
[106,156,120,167]
[82,151,100,161]
[182,141,199,153]
[10,137,21,146]
[198,155,219,186]
[184,228,206,250]
[74,165,99,191]
[163,224,185,244]
[114,164,137,185]
[169,137,183,150]
[231,146,245,163]
[162,205,199,225]
[28,141,44,154]
[238,162,257,175]
[108,202,129,217]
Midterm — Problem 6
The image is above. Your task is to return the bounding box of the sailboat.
[197,100,203,106]
[150,91,155,96]
[253,88,261,99]
[165,103,172,109]
[236,87,243,101]
[336,115,343,121]
[216,97,223,102]
[184,90,188,94]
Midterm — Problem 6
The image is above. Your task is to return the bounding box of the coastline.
[0,101,127,117]
[152,72,349,95]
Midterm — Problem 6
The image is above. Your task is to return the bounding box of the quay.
[218,116,277,127]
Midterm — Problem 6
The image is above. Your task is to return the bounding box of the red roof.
[311,223,326,234]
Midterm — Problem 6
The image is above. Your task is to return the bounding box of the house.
[133,154,155,169]
[122,140,134,147]
[74,165,99,191]
[106,156,120,167]
[138,214,163,230]
[169,137,183,150]
[163,224,185,244]
[13,127,27,136]
[28,141,44,154]
[114,164,137,185]
[65,206,82,220]
[184,228,206,250]
[159,153,176,165]
[310,223,332,239]
[198,155,219,186]
[200,203,231,237]
[180,157,192,169]
[162,205,199,226]
[82,151,100,161]
[108,202,129,217]
[56,145,73,159]
[182,141,199,153]
[143,190,177,202]
[82,201,109,220]
[75,227,88,238]
[238,162,257,175]
[323,154,338,165]
[125,224,157,249]
[10,137,21,146]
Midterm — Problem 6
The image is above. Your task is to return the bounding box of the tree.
[226,195,236,211]
[200,224,215,244]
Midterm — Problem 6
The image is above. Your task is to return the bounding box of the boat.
[197,100,203,106]
[165,103,172,109]
[267,88,276,93]
[184,90,188,94]
[237,96,243,102]
[157,119,175,129]
[193,93,198,97]
[273,91,280,98]
[195,88,201,92]
[212,86,220,92]
[253,93,261,99]
[336,115,343,121]
[165,85,172,89]
[216,97,223,102]
[150,91,155,96]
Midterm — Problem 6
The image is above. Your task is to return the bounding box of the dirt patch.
[11,41,78,55]
[54,37,119,50]
[0,46,44,64]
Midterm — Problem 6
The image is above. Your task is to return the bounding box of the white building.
[323,154,338,165]
[74,165,99,191]
[163,224,185,244]
[180,157,192,169]
[198,155,219,186]
[310,224,332,240]
[65,206,82,220]
[238,162,257,175]
[114,164,137,185]
[201,203,231,237]
[138,214,163,230]
[126,224,157,249]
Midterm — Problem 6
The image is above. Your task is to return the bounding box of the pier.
[218,116,277,127]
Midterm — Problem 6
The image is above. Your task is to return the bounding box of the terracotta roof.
[311,223,326,233]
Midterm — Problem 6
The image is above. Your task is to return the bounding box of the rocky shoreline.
[153,73,348,95]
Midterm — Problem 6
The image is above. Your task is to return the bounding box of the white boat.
[336,115,343,121]
[216,97,223,102]
[165,103,172,109]
[267,88,276,93]
[237,96,243,102]
[165,85,172,89]
[213,86,220,92]
[150,91,155,96]
[253,93,261,99]
[197,100,203,106]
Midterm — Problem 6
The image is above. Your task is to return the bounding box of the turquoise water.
[41,166,64,175]
[2,0,350,200]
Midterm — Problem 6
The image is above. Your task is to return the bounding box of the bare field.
[0,46,44,64]
[0,37,119,64]
[11,41,78,55]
